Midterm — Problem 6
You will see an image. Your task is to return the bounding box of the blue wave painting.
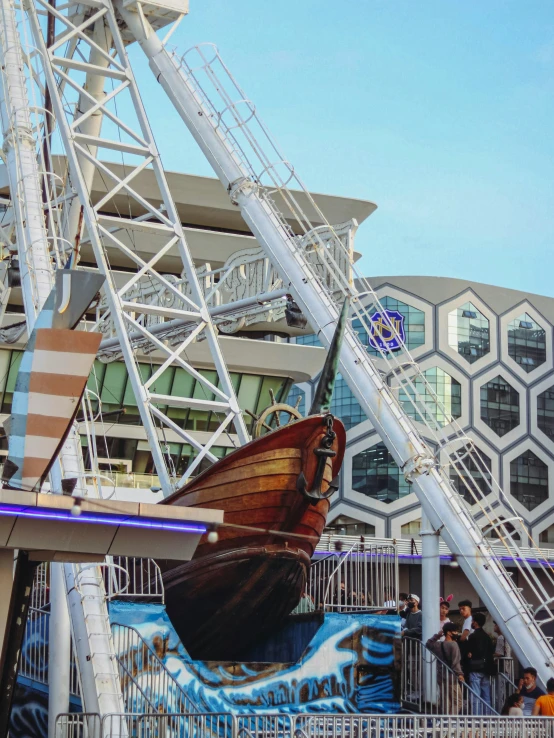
[109,602,401,714]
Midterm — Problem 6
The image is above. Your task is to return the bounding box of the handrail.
[54,711,554,738]
[321,542,357,607]
[403,636,499,716]
[305,541,398,612]
[111,622,202,715]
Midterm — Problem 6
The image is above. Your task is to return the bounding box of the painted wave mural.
[109,602,401,714]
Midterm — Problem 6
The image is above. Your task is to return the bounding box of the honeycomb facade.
[292,276,554,543]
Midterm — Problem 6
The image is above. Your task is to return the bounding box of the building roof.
[366,275,554,321]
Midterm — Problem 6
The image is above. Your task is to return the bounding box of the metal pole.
[421,512,439,705]
[48,562,71,738]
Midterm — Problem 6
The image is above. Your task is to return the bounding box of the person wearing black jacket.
[467,612,495,714]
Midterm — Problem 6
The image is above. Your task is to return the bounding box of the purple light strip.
[0,504,207,534]
[314,551,553,566]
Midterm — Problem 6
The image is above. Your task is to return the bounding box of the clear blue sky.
[128,1,554,297]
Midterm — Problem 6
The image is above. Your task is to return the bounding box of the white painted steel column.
[63,20,111,252]
[48,562,71,738]
[125,16,554,684]
[421,513,439,705]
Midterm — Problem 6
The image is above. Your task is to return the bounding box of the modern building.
[292,276,554,552]
[0,165,376,499]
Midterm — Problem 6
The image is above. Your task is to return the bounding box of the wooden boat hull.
[158,415,346,659]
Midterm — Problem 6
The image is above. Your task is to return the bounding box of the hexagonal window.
[352,442,411,503]
[449,445,492,505]
[537,385,554,440]
[401,519,421,538]
[510,450,548,511]
[448,301,490,364]
[480,375,519,437]
[355,296,425,356]
[539,525,554,547]
[399,367,461,427]
[331,375,363,430]
[325,516,376,537]
[508,313,546,372]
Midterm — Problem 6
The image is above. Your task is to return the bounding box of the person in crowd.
[501,693,524,716]
[383,589,397,608]
[401,594,422,640]
[458,599,474,681]
[440,600,452,630]
[493,621,512,674]
[533,678,554,716]
[467,612,495,714]
[399,593,409,628]
[426,622,464,714]
[458,599,474,642]
[518,667,545,716]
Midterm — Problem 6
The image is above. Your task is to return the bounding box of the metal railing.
[303,542,398,612]
[402,637,498,716]
[316,531,554,565]
[111,623,202,716]
[19,563,81,697]
[55,712,554,738]
[104,557,165,603]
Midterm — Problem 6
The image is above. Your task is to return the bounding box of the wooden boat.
[158,413,346,660]
[156,299,350,660]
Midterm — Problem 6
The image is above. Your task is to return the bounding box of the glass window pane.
[448,301,490,364]
[352,442,411,504]
[480,375,519,436]
[507,312,546,372]
[510,450,548,510]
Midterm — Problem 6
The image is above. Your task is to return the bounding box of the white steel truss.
[121,16,554,684]
[25,0,249,495]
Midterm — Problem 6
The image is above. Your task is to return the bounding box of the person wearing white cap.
[401,594,422,640]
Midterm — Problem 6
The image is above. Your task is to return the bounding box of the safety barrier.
[303,542,398,612]
[111,623,202,715]
[402,636,499,716]
[55,712,554,738]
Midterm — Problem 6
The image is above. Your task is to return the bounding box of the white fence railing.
[316,532,554,565]
[105,557,165,603]
[111,623,202,716]
[303,542,398,612]
[55,712,554,738]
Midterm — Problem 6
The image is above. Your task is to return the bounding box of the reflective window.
[285,384,306,417]
[295,334,322,347]
[401,519,421,538]
[84,359,292,434]
[331,375,363,430]
[352,442,411,503]
[399,367,461,427]
[354,296,425,356]
[480,375,519,436]
[507,312,546,372]
[510,450,548,511]
[449,445,492,505]
[538,385,554,440]
[326,515,376,537]
[448,301,490,364]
